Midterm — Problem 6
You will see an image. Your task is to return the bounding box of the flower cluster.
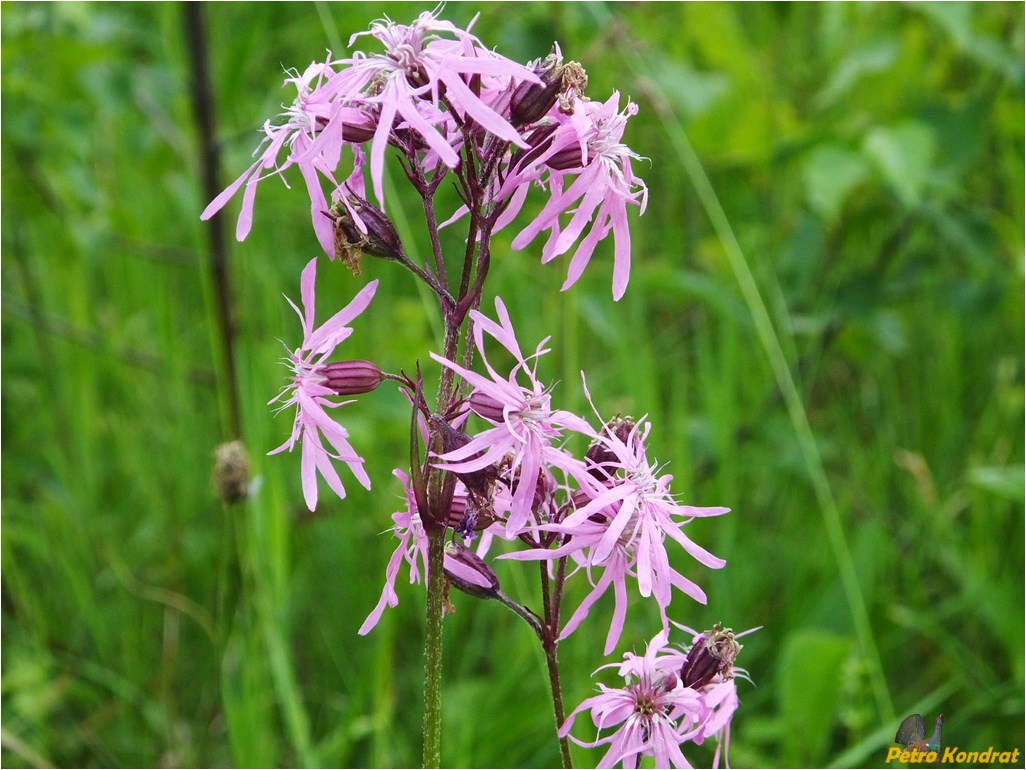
[560,626,747,769]
[202,9,647,299]
[509,385,730,655]
[205,9,748,769]
[356,295,745,765]
[355,296,729,640]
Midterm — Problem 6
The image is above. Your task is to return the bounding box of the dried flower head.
[213,440,250,503]
[679,624,744,690]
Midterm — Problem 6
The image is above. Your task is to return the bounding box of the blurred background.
[2,2,1023,767]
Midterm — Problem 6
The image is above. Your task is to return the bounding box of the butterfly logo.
[895,713,944,752]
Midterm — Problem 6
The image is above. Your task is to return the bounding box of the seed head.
[213,440,250,503]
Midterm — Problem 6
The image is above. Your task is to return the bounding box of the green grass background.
[2,2,1023,767]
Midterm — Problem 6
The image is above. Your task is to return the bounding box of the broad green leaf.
[814,40,898,109]
[803,145,869,222]
[862,121,937,207]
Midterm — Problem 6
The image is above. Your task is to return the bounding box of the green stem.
[422,526,446,769]
[420,230,464,768]
[417,125,507,770]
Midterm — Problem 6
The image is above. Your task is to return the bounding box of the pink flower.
[358,469,430,635]
[202,10,539,256]
[331,10,538,208]
[359,470,494,635]
[497,92,648,300]
[560,631,699,769]
[201,55,362,258]
[429,297,594,536]
[507,392,728,654]
[561,629,745,769]
[268,258,377,511]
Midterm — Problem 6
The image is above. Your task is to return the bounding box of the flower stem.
[422,525,446,769]
[418,127,509,769]
[422,296,463,768]
[540,558,572,768]
[493,590,544,641]
[544,643,573,769]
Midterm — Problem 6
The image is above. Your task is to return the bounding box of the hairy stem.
[421,344,455,769]
[419,163,468,766]
[494,590,545,641]
[419,121,514,770]
[422,526,446,769]
[544,644,573,769]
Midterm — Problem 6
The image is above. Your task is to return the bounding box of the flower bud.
[469,392,506,423]
[335,107,377,143]
[213,440,249,503]
[450,496,498,539]
[545,145,585,171]
[679,623,742,690]
[510,51,563,127]
[444,542,501,601]
[585,416,636,479]
[321,360,383,395]
[509,124,559,175]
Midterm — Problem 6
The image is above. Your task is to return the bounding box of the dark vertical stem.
[184,7,247,762]
[183,2,242,440]
[540,558,573,768]
[419,181,449,292]
[544,645,573,769]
